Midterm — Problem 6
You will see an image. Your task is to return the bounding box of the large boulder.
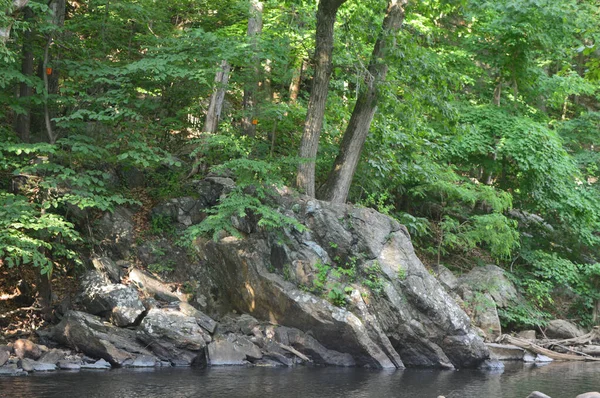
[137,308,210,366]
[193,189,489,369]
[455,264,521,341]
[78,271,145,327]
[51,311,156,367]
[545,319,586,339]
[13,339,41,360]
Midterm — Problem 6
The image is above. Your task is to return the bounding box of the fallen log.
[500,335,600,362]
[540,326,600,348]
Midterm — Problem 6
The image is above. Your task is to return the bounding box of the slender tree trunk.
[318,0,407,203]
[289,58,307,103]
[43,0,66,144]
[241,0,263,136]
[203,60,231,133]
[296,0,347,197]
[15,6,34,143]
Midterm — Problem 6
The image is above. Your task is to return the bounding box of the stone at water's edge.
[193,189,489,369]
[136,308,210,366]
[527,392,552,398]
[51,310,157,367]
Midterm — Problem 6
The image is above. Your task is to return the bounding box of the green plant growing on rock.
[397,267,407,281]
[363,261,385,296]
[183,154,306,242]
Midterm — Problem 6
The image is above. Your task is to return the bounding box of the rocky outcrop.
[79,271,146,327]
[193,188,489,369]
[42,178,492,371]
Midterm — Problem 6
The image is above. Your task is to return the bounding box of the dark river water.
[1,362,600,398]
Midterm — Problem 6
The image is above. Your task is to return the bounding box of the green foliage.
[0,193,81,275]
[183,151,306,242]
[148,262,175,274]
[439,214,520,261]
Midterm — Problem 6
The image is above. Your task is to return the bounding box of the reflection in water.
[1,362,600,398]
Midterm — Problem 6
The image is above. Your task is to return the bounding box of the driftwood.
[540,326,600,348]
[500,335,600,362]
[277,342,312,362]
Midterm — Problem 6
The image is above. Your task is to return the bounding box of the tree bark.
[296,0,347,197]
[1,0,29,44]
[203,60,231,133]
[241,0,263,136]
[15,6,34,143]
[43,0,66,144]
[288,58,307,103]
[318,0,407,203]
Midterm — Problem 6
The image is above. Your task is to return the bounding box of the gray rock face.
[486,343,525,361]
[545,319,585,339]
[137,308,210,366]
[178,302,217,334]
[151,177,233,227]
[38,349,65,364]
[52,311,156,367]
[91,256,121,283]
[458,265,519,308]
[152,197,206,227]
[194,191,489,369]
[79,271,145,327]
[0,350,9,367]
[207,340,250,366]
[455,264,521,342]
[432,264,459,291]
[95,207,135,259]
[274,326,355,366]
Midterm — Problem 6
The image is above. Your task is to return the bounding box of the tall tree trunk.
[203,60,231,133]
[318,0,407,203]
[296,0,347,197]
[1,0,29,44]
[15,6,34,143]
[241,0,263,137]
[43,0,66,144]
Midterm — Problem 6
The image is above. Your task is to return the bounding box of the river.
[1,362,600,398]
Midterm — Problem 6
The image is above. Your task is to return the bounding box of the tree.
[1,0,29,45]
[296,0,347,197]
[241,0,263,136]
[318,0,407,203]
[203,60,231,133]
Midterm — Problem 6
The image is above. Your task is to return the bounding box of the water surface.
[1,362,600,398]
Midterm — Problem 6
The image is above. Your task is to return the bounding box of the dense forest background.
[1,0,600,330]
